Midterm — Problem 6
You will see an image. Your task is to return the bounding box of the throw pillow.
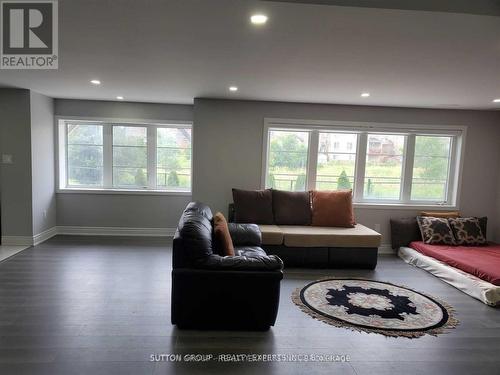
[420,211,460,218]
[213,212,235,256]
[448,217,487,246]
[416,216,456,245]
[232,188,274,224]
[311,190,356,228]
[272,189,311,225]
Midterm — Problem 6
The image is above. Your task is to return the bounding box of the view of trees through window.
[317,132,357,190]
[364,134,405,200]
[157,128,192,190]
[267,130,309,191]
[67,124,103,187]
[113,126,148,188]
[411,136,451,201]
[64,122,192,191]
[265,128,455,203]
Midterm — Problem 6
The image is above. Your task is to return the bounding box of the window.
[66,124,103,187]
[263,120,465,207]
[59,120,192,193]
[364,134,405,200]
[157,127,192,191]
[411,135,452,201]
[317,132,357,190]
[267,130,309,191]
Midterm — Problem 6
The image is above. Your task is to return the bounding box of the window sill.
[353,202,458,210]
[56,188,192,196]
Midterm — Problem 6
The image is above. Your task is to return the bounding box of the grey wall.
[30,92,56,235]
[193,98,500,246]
[54,99,193,228]
[0,89,33,237]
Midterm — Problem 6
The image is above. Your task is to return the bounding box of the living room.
[1,1,500,374]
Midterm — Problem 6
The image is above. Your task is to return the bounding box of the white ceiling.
[1,0,499,109]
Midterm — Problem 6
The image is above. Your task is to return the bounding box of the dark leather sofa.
[171,202,284,330]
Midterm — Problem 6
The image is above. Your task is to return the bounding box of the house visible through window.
[263,120,464,207]
[59,120,192,193]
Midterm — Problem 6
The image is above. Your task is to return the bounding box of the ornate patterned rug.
[292,278,458,338]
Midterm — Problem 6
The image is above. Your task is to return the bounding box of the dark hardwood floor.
[0,236,499,375]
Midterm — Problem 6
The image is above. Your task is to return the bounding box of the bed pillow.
[448,217,487,246]
[417,216,456,246]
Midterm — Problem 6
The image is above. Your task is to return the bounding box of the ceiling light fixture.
[229,86,238,92]
[90,79,101,85]
[250,14,268,25]
[361,92,370,97]
[493,98,500,103]
[116,96,124,100]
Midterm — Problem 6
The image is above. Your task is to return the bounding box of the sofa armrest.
[192,254,283,271]
[228,223,262,246]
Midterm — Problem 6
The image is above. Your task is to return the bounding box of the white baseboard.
[33,227,58,246]
[379,244,394,254]
[1,236,34,246]
[56,226,176,237]
[2,226,175,247]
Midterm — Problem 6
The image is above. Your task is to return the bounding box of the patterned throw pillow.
[417,216,456,246]
[448,217,487,246]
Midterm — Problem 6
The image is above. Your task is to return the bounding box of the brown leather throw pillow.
[213,212,235,256]
[311,190,356,228]
[232,188,274,224]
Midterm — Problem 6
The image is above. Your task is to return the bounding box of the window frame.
[262,118,466,209]
[56,117,193,195]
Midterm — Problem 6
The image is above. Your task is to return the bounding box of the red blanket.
[409,241,500,286]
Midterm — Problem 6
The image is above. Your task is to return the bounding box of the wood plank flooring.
[0,235,499,375]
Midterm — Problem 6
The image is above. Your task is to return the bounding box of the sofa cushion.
[213,212,235,256]
[257,225,284,245]
[311,190,355,228]
[279,224,381,248]
[232,188,274,224]
[390,217,421,249]
[272,189,311,225]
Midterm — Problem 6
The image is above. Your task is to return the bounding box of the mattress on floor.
[410,241,500,285]
[399,246,500,306]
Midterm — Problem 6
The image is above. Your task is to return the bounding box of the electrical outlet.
[374,223,381,232]
[1,154,13,164]
[43,210,47,219]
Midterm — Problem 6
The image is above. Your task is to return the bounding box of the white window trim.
[56,116,193,195]
[262,118,467,209]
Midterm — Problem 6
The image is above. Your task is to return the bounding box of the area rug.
[292,278,458,338]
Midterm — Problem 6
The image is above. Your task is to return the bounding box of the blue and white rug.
[292,278,458,338]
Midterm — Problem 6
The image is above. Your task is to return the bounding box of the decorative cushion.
[232,188,274,224]
[213,212,235,256]
[272,189,311,225]
[448,217,487,246]
[416,216,456,246]
[311,190,356,228]
[390,217,421,249]
[420,211,460,218]
[478,217,488,239]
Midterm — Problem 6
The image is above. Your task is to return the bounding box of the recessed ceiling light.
[361,92,370,97]
[493,98,500,103]
[250,14,268,25]
[90,79,101,85]
[229,86,238,92]
[116,96,124,100]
